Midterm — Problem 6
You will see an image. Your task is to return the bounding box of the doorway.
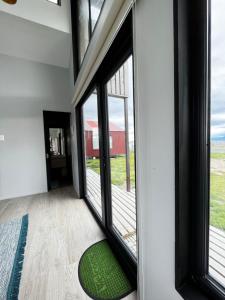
[43,111,73,190]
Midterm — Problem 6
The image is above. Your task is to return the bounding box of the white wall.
[0,0,70,33]
[0,54,71,201]
[134,0,182,299]
[0,11,71,68]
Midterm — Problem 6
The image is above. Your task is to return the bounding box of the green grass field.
[86,152,136,189]
[210,152,225,230]
[87,151,225,231]
[211,153,225,159]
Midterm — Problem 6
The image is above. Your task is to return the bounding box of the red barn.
[85,120,125,158]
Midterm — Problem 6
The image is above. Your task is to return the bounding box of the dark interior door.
[43,111,72,190]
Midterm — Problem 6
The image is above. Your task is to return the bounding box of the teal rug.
[0,215,28,300]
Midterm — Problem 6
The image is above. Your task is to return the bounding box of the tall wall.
[0,54,71,201]
[134,0,182,299]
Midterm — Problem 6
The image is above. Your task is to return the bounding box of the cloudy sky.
[211,0,225,140]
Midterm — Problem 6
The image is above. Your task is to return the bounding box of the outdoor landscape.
[85,142,225,231]
[210,142,225,231]
[86,152,136,190]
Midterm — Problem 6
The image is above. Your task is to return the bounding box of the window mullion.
[97,83,112,228]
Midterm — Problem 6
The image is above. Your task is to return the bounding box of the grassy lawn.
[86,151,225,230]
[211,152,225,159]
[86,152,136,189]
[210,173,225,230]
[87,151,225,230]
[210,152,225,230]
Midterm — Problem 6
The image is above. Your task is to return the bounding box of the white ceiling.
[0,11,71,68]
[0,0,71,33]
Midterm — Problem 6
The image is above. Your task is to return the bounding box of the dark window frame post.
[175,0,225,298]
[70,0,79,83]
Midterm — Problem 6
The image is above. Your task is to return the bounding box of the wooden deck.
[86,169,225,282]
[86,168,137,256]
[209,225,225,286]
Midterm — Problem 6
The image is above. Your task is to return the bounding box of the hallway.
[0,187,137,300]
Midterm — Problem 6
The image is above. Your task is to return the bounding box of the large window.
[77,0,90,66]
[76,13,137,285]
[80,58,137,256]
[175,0,225,299]
[71,0,105,71]
[209,0,225,287]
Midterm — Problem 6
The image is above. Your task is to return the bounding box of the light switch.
[0,135,5,141]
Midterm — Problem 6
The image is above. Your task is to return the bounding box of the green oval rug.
[78,240,134,300]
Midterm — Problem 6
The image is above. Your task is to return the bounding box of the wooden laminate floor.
[0,186,137,300]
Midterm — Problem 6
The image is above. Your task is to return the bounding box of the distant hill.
[212,136,225,142]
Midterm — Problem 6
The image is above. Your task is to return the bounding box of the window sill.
[177,281,210,300]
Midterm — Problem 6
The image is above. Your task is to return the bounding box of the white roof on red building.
[85,120,124,132]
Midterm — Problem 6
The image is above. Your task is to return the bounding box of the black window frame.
[175,0,225,299]
[70,0,105,82]
[75,12,137,287]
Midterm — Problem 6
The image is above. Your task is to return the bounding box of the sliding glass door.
[76,12,136,283]
[106,56,137,256]
[79,57,137,258]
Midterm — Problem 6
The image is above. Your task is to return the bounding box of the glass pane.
[47,0,59,4]
[82,92,102,218]
[77,0,90,66]
[90,0,104,31]
[107,56,137,257]
[209,0,225,286]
